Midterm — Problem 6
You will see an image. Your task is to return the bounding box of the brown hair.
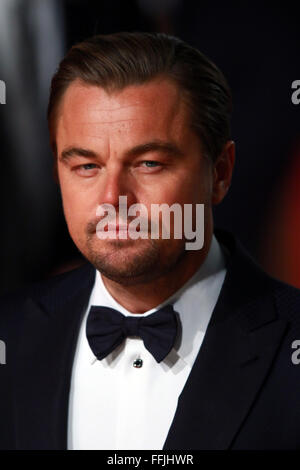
[48,31,232,163]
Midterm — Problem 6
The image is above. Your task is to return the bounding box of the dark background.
[0,0,300,294]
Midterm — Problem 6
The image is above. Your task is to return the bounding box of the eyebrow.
[59,140,184,162]
[126,140,184,159]
[60,147,98,162]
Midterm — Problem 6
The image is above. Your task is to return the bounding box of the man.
[0,32,300,450]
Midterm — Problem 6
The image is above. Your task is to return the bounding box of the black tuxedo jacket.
[1,229,300,450]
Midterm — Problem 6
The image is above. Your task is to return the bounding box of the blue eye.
[143,161,159,167]
[74,163,99,177]
[81,163,97,170]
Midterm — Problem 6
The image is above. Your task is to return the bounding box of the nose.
[99,166,136,209]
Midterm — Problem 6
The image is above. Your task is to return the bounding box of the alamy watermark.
[0,80,6,104]
[95,196,204,250]
[291,80,300,105]
[0,340,6,365]
[291,340,300,365]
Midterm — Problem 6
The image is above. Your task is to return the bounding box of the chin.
[84,237,187,286]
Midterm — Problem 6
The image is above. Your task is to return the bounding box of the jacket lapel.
[163,230,288,449]
[13,263,96,450]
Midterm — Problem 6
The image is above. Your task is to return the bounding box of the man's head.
[48,32,235,286]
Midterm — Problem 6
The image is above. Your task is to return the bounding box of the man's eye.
[80,163,97,170]
[141,161,160,168]
[73,163,99,177]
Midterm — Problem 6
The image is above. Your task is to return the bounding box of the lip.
[95,225,149,240]
[104,225,129,232]
[96,223,129,230]
[95,225,130,237]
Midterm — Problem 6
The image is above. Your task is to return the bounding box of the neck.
[101,234,213,313]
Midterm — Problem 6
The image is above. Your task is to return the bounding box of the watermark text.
[0,339,6,365]
[291,80,300,105]
[95,196,204,250]
[0,80,6,104]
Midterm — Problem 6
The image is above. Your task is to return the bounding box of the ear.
[211,140,235,205]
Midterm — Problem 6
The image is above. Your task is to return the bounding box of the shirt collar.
[86,235,227,368]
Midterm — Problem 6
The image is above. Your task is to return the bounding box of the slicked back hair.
[48,31,232,164]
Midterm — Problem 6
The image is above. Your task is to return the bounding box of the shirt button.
[133,358,143,368]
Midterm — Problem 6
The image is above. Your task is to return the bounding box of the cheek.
[59,173,96,217]
[157,183,206,206]
[61,198,82,239]
[154,164,212,206]
[139,187,199,210]
[59,185,90,239]
[186,170,213,204]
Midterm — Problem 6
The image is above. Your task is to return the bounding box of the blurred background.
[0,0,300,295]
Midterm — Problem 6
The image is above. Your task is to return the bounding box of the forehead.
[55,78,191,144]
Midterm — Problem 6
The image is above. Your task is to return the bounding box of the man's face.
[55,78,227,285]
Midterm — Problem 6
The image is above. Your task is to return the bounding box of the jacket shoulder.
[272,279,300,325]
[0,262,95,332]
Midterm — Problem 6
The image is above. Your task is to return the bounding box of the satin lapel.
[163,300,287,450]
[13,263,95,450]
[163,230,289,450]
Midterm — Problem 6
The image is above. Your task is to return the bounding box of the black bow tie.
[86,305,178,363]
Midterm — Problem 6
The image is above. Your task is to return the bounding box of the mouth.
[95,224,150,240]
[96,224,131,238]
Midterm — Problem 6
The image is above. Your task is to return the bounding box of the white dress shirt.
[67,235,227,450]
